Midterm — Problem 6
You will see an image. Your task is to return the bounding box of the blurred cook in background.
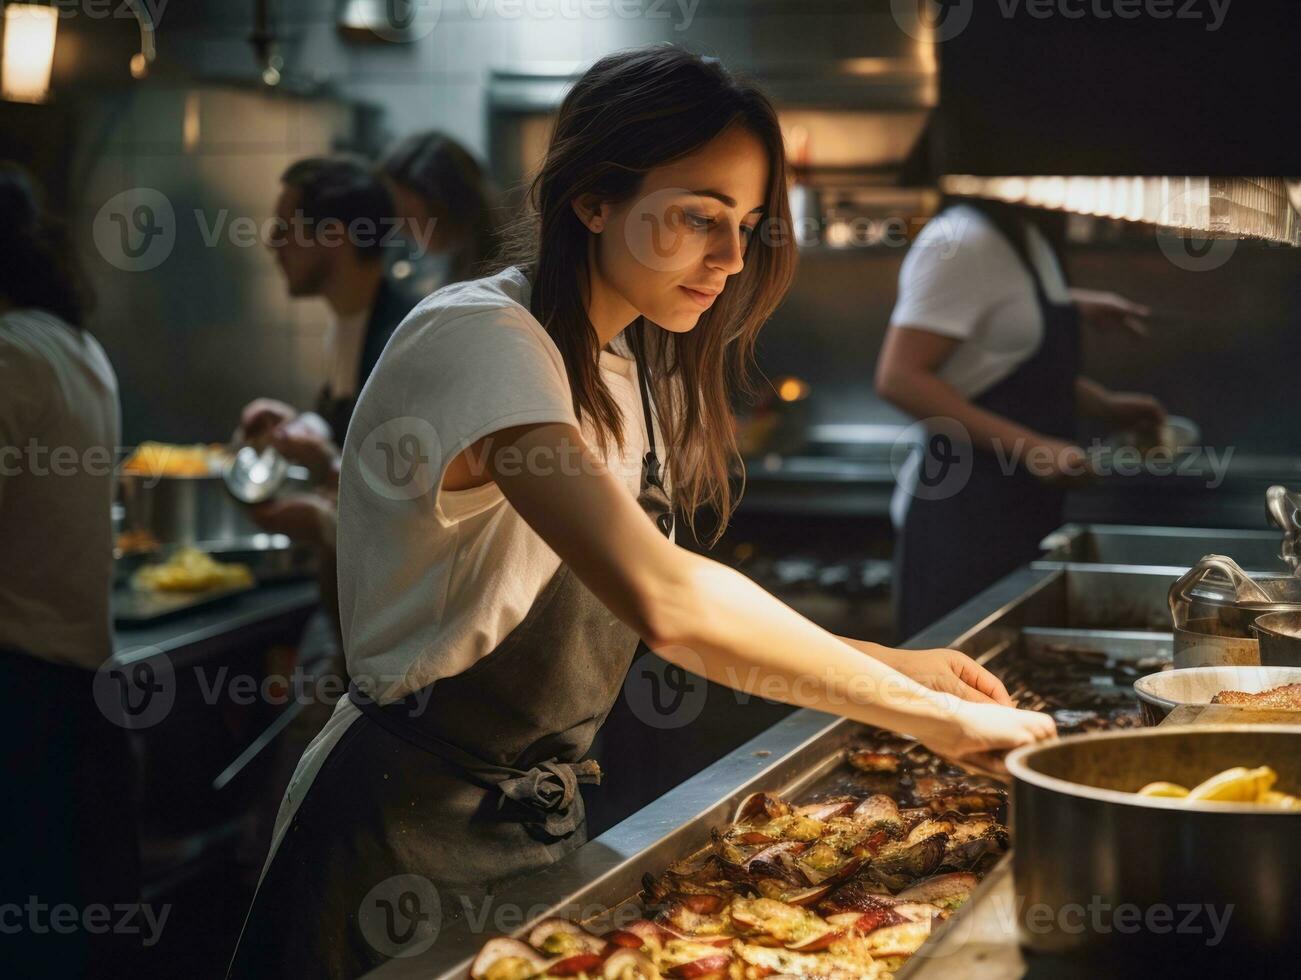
[0,163,136,978]
[877,195,1167,641]
[237,155,415,559]
[378,130,502,296]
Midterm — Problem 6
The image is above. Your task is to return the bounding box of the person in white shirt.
[229,48,1055,979]
[878,197,1167,640]
[0,163,135,978]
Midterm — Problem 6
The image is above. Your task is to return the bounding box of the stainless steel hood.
[488,55,937,204]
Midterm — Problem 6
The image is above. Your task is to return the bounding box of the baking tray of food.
[425,724,1012,980]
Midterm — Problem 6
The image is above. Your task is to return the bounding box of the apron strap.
[347,681,601,839]
[628,321,667,494]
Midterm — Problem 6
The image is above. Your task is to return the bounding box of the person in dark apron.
[229,48,1056,980]
[885,199,1165,640]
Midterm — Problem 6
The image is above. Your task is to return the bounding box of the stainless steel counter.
[1039,523,1287,575]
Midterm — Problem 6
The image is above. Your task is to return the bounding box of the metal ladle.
[223,444,290,505]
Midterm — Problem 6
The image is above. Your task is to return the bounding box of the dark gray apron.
[894,202,1081,641]
[228,323,673,980]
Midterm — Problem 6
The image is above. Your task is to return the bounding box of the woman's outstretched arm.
[463,422,1056,760]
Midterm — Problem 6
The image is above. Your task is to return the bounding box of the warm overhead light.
[2,2,59,104]
[775,377,811,403]
[939,174,1301,246]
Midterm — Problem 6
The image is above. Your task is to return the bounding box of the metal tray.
[365,711,1009,980]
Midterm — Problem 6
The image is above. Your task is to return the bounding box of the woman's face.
[586,123,770,334]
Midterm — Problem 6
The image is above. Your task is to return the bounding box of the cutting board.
[1163,704,1301,726]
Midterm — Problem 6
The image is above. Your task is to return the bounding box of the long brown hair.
[501,46,797,542]
[380,132,502,282]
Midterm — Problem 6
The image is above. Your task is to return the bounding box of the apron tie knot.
[497,760,602,839]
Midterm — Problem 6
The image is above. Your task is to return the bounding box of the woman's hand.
[915,700,1058,762]
[1072,289,1151,338]
[1025,437,1098,486]
[1101,391,1167,435]
[846,642,1014,706]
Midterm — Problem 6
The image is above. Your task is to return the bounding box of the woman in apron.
[880,197,1167,641]
[229,50,1055,979]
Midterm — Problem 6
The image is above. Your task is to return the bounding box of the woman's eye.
[684,212,715,230]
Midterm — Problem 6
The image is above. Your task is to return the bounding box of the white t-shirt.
[338,265,662,702]
[261,266,664,872]
[886,204,1071,526]
[888,203,1071,398]
[0,309,120,668]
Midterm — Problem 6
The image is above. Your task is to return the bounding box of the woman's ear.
[571,194,608,234]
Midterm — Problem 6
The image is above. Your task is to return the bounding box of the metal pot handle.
[1168,554,1273,625]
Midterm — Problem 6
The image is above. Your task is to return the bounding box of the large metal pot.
[118,472,262,546]
[1007,726,1301,972]
[1168,555,1301,668]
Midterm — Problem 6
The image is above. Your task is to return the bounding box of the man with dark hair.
[239,155,414,480]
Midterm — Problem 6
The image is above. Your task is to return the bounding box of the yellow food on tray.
[1137,766,1301,808]
[121,441,227,478]
[133,547,254,593]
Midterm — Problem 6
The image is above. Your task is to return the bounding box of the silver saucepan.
[1007,726,1301,972]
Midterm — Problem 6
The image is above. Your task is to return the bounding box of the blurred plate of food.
[114,546,256,624]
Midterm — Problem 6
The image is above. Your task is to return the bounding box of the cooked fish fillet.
[1210,683,1301,709]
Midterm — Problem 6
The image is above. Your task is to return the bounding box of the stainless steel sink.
[1039,523,1286,573]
